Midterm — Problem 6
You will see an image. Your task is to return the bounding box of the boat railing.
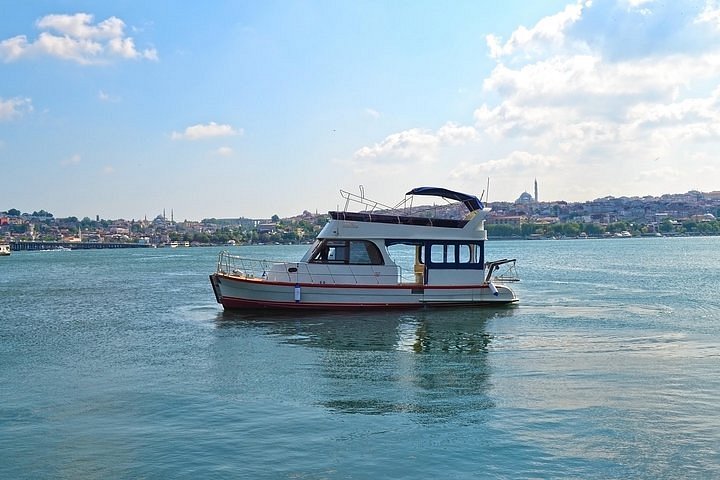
[216,251,275,279]
[339,187,475,219]
[340,188,399,214]
[397,266,418,284]
[485,258,519,283]
[216,251,416,285]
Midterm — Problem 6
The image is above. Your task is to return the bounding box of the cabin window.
[458,244,482,263]
[430,244,445,264]
[459,244,471,263]
[426,241,484,268]
[326,242,347,263]
[430,244,457,263]
[309,240,384,265]
[349,240,383,264]
[386,240,484,270]
[446,245,457,263]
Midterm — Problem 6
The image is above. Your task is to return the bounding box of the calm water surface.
[1,238,719,478]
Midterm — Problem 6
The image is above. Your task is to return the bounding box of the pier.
[10,241,152,251]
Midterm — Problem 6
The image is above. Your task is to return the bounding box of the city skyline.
[3,185,718,223]
[2,1,720,220]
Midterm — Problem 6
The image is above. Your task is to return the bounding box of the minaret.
[534,178,539,203]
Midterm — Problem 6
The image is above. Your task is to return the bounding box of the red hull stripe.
[221,297,425,310]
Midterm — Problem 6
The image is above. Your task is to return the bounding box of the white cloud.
[353,128,440,163]
[637,165,683,180]
[627,86,720,141]
[481,54,716,108]
[696,1,720,30]
[473,52,720,156]
[351,121,478,166]
[486,1,588,59]
[0,13,158,64]
[102,165,115,175]
[364,108,381,119]
[61,154,81,166]
[0,97,33,120]
[37,13,124,39]
[625,0,653,6]
[215,146,233,156]
[450,151,565,178]
[350,1,720,202]
[437,123,479,144]
[98,90,120,102]
[171,122,242,141]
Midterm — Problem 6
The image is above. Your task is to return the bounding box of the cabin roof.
[329,211,468,228]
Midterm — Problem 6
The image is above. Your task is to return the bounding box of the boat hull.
[210,273,518,310]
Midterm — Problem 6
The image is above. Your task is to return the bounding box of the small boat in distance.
[0,243,10,256]
[210,187,519,310]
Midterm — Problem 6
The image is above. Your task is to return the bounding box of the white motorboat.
[0,243,10,256]
[210,187,519,309]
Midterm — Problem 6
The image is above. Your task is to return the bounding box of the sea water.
[1,238,719,479]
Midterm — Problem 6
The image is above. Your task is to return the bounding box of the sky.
[1,0,720,220]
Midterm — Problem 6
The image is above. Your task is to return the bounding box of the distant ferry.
[167,241,190,248]
[0,243,10,256]
[210,187,519,310]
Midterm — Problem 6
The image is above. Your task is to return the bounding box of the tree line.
[487,219,720,238]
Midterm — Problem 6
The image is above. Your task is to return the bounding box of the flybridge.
[330,186,485,228]
[404,187,484,212]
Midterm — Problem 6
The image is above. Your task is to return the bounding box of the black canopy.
[405,187,483,212]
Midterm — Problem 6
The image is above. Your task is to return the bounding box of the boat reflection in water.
[216,307,515,421]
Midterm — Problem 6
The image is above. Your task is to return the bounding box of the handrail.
[484,258,519,283]
[340,189,398,213]
[338,188,475,220]
[216,251,418,285]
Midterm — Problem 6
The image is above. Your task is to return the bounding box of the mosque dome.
[516,191,534,204]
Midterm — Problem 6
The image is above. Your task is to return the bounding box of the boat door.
[423,241,485,285]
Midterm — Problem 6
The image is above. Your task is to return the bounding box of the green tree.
[486,224,519,237]
[281,230,298,243]
[193,233,211,244]
[562,222,582,237]
[520,223,538,237]
[31,210,53,218]
[582,223,604,235]
[80,217,96,228]
[659,220,675,233]
[606,221,629,233]
[682,221,698,233]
